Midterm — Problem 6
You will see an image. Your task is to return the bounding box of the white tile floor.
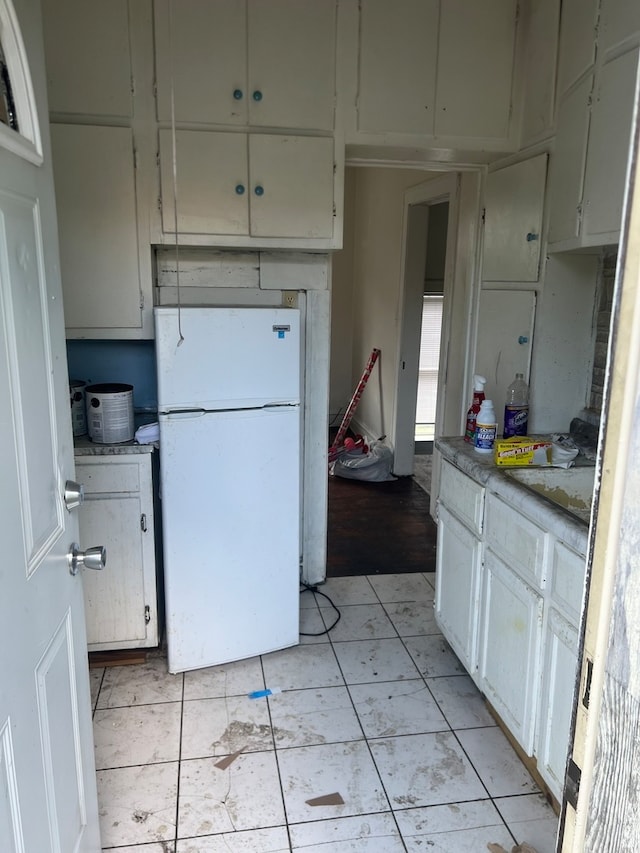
[91,572,560,852]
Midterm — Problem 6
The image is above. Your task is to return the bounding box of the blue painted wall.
[66,340,157,411]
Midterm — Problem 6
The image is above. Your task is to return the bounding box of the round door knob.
[68,542,107,575]
[252,90,263,102]
[233,88,243,100]
[235,184,245,195]
[254,185,264,196]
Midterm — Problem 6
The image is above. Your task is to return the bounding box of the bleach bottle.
[474,399,497,454]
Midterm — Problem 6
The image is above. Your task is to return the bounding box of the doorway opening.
[414,201,448,458]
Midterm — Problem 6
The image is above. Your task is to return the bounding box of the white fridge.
[154,306,301,673]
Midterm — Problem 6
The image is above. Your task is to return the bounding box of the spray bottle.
[464,375,487,443]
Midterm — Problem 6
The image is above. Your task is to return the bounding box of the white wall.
[330,166,435,442]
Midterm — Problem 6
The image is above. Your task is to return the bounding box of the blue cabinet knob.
[518,335,529,345]
[526,232,539,242]
[233,88,243,100]
[235,184,245,195]
[252,90,263,102]
[254,185,264,196]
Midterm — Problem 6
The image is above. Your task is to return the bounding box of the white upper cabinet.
[154,0,247,126]
[555,0,599,97]
[599,0,640,54]
[547,76,592,245]
[247,0,336,131]
[356,0,438,135]
[435,0,517,140]
[548,0,640,250]
[581,47,640,241]
[51,125,148,334]
[354,0,518,145]
[154,0,336,131]
[41,0,133,118]
[159,130,335,243]
[517,0,561,147]
[483,154,548,282]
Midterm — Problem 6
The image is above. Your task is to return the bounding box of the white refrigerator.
[154,306,301,673]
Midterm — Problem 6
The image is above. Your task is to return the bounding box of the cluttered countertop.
[436,435,595,555]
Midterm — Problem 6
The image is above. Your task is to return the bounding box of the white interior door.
[0,1,100,850]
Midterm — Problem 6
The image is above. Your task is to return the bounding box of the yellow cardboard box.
[494,436,552,466]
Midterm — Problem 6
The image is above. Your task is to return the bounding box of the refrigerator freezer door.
[155,306,301,411]
[159,405,300,672]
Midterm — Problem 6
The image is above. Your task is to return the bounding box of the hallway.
[91,573,558,851]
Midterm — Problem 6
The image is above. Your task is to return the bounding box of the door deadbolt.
[64,480,85,511]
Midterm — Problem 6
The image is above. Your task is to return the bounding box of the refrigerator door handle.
[163,409,208,419]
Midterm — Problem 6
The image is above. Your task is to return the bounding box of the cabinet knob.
[526,232,539,242]
[252,90,263,102]
[518,335,529,345]
[235,184,245,195]
[254,185,264,196]
[233,88,243,100]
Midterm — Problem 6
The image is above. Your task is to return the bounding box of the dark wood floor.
[326,474,437,577]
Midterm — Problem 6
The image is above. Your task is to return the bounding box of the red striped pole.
[329,348,381,462]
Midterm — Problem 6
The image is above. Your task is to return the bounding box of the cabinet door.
[356,0,438,135]
[42,0,133,118]
[479,549,543,754]
[483,155,548,282]
[475,290,536,435]
[249,134,335,238]
[76,457,158,651]
[582,47,639,242]
[435,505,483,676]
[537,607,579,800]
[435,0,517,139]
[159,129,249,235]
[519,0,561,146]
[248,0,336,131]
[547,75,593,245]
[556,0,599,96]
[154,0,247,125]
[51,124,143,331]
[599,0,640,54]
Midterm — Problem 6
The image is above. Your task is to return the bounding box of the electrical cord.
[299,581,341,636]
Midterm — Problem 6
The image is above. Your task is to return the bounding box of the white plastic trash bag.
[331,441,396,482]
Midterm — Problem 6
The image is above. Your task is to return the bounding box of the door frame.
[392,172,460,477]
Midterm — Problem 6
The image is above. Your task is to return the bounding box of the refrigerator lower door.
[159,406,300,673]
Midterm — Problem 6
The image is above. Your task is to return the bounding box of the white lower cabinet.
[435,455,586,802]
[75,452,159,652]
[435,505,483,674]
[537,606,579,796]
[478,548,543,755]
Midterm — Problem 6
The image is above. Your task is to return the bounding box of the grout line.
[172,670,185,848]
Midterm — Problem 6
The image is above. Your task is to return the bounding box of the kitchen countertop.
[436,437,592,555]
[74,436,156,456]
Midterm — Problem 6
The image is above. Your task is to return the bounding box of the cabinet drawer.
[439,459,485,534]
[551,541,586,623]
[485,493,547,587]
[76,460,141,494]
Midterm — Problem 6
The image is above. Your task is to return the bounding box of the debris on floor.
[488,843,540,853]
[306,792,345,806]
[214,748,244,770]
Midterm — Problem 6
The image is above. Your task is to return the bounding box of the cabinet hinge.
[133,145,138,171]
[144,604,151,624]
[565,758,581,811]
[139,290,144,311]
[481,207,486,225]
[140,513,147,532]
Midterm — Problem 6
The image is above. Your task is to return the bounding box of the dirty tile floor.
[91,572,559,852]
